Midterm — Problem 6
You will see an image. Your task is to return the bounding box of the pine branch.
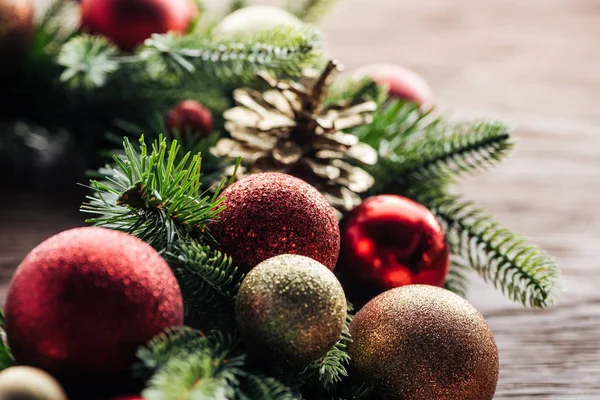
[0,311,15,371]
[444,257,471,299]
[134,327,207,380]
[384,121,513,186]
[359,102,514,195]
[58,35,120,90]
[135,327,242,376]
[419,193,562,308]
[141,329,245,400]
[284,0,341,23]
[81,136,227,250]
[353,100,438,153]
[166,240,245,312]
[109,117,233,190]
[239,374,299,400]
[140,27,322,84]
[142,352,243,400]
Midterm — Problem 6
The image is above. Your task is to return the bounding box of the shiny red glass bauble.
[80,0,198,50]
[4,227,184,377]
[338,195,449,303]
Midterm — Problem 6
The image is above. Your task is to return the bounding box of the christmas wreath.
[0,0,562,399]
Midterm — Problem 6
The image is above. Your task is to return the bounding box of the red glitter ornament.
[4,227,184,377]
[80,0,198,50]
[353,63,434,108]
[208,172,340,272]
[338,195,449,303]
[166,100,213,138]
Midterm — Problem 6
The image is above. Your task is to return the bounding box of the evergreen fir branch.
[419,193,562,308]
[239,374,299,400]
[57,35,120,90]
[34,0,79,52]
[110,116,233,190]
[284,0,341,23]
[135,328,242,379]
[0,311,15,371]
[139,27,322,84]
[353,100,438,156]
[384,121,513,186]
[444,257,471,299]
[81,136,226,250]
[134,327,207,380]
[166,240,245,311]
[324,77,383,107]
[141,329,245,400]
[142,351,245,400]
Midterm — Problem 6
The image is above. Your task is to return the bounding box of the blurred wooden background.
[2,0,600,397]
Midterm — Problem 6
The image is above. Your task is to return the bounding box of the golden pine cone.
[212,61,378,216]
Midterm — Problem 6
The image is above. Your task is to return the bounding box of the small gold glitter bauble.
[348,285,499,400]
[235,254,347,365]
[0,366,67,400]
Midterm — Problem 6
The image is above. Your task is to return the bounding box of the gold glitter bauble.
[348,285,499,400]
[0,366,67,400]
[235,254,347,365]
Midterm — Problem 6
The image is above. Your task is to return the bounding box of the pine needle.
[420,193,562,308]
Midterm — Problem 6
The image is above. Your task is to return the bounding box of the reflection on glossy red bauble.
[338,195,449,303]
[80,0,198,50]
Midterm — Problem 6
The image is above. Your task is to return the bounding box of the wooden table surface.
[2,0,600,398]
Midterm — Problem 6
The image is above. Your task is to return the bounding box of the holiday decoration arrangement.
[0,0,562,399]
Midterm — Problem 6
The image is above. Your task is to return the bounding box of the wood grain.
[2,0,600,397]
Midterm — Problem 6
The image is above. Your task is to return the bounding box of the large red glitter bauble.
[166,100,213,138]
[80,0,198,50]
[354,63,434,108]
[338,195,449,303]
[4,227,184,377]
[208,172,340,272]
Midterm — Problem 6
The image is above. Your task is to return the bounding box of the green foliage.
[58,35,120,89]
[141,27,322,84]
[82,136,227,250]
[444,257,471,299]
[138,328,245,400]
[143,351,245,400]
[0,311,15,371]
[383,121,512,189]
[284,0,342,23]
[58,27,323,92]
[134,327,207,380]
[166,240,245,313]
[420,193,561,308]
[357,101,514,195]
[239,374,299,400]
